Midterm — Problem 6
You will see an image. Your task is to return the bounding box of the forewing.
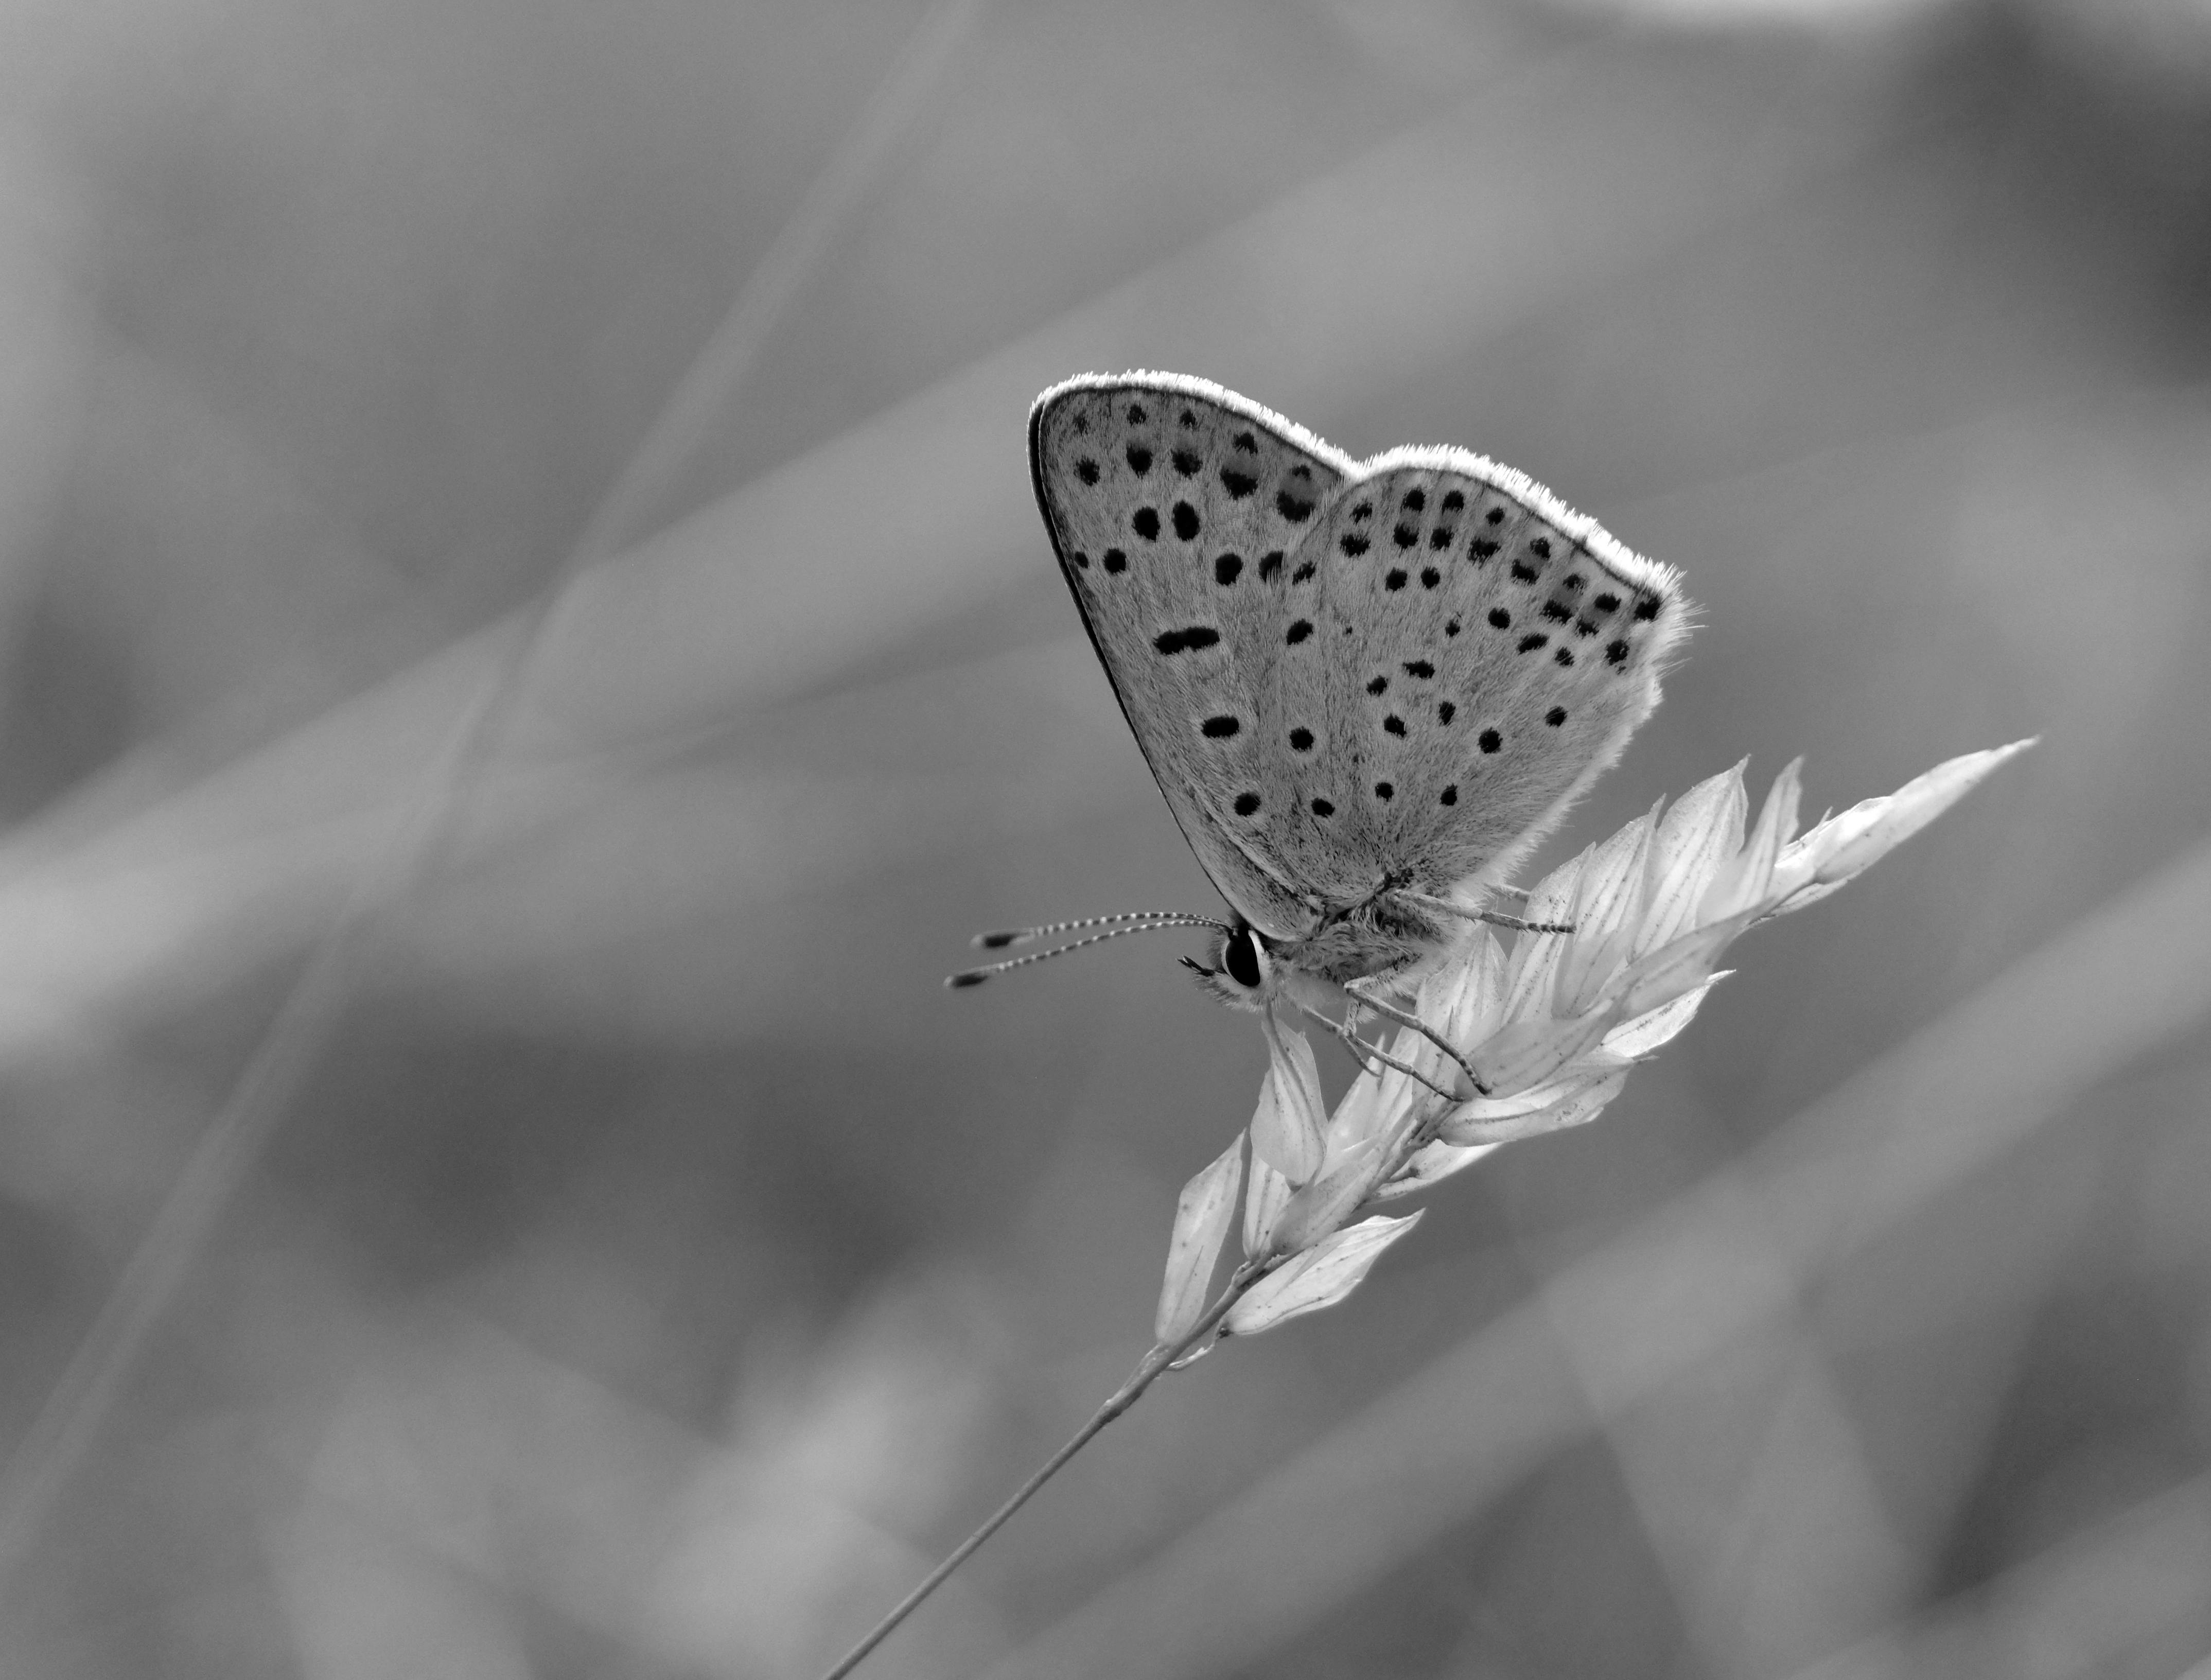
[1251,452,1688,901]
[1030,373,1353,937]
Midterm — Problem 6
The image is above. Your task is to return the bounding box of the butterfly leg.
[1342,983,1490,1097]
[1395,889,1573,937]
[1296,1002,1463,1099]
[1475,908,1574,935]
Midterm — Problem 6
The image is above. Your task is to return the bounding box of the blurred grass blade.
[1782,1476,2211,1680]
[0,0,991,1582]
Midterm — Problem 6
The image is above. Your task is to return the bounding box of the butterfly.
[954,373,1687,1062]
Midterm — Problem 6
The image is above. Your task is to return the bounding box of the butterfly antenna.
[971,911,1223,950]
[946,918,1227,988]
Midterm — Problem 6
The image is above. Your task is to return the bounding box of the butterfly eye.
[1222,926,1268,991]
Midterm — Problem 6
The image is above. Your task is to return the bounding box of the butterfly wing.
[1032,374,1691,950]
[1029,373,1353,939]
[1262,451,1688,902]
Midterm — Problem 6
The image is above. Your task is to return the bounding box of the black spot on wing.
[1479,729,1502,754]
[1342,533,1371,557]
[1277,491,1315,521]
[1172,502,1201,541]
[1076,458,1099,485]
[1126,445,1152,476]
[1221,468,1258,499]
[1202,714,1240,738]
[1488,608,1511,629]
[1102,548,1126,574]
[1546,706,1568,727]
[1133,507,1160,540]
[1172,449,1201,476]
[1153,625,1221,655]
[1214,553,1242,585]
[1258,551,1283,580]
[1234,791,1261,816]
[1286,619,1313,644]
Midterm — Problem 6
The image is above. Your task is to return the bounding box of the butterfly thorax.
[1191,886,1464,1016]
[1271,888,1452,989]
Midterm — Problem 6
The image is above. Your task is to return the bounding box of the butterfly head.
[1181,918,1278,1011]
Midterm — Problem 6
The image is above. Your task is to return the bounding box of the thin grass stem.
[818,1259,1265,1680]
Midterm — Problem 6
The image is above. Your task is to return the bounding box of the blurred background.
[0,0,2208,1674]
